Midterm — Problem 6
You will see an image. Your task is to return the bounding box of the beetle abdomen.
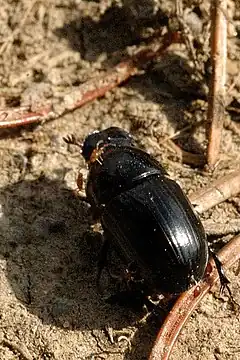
[102,176,208,294]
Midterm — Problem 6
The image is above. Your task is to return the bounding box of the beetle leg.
[96,238,110,294]
[210,251,238,306]
[123,262,145,291]
[89,204,105,222]
[63,134,82,148]
[210,251,231,293]
[96,233,148,308]
[97,232,125,290]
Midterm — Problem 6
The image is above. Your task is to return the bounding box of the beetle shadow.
[127,53,206,156]
[0,175,144,331]
[54,1,167,63]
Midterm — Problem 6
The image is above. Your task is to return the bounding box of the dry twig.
[0,105,54,129]
[207,0,227,168]
[189,169,240,214]
[0,32,179,129]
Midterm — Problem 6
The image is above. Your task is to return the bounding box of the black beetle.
[64,127,230,296]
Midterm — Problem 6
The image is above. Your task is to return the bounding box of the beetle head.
[81,127,134,162]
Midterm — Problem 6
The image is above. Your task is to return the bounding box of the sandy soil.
[0,1,240,359]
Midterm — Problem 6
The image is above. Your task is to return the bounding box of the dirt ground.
[0,1,240,359]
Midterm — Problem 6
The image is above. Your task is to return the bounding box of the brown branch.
[189,169,240,214]
[149,233,240,360]
[0,105,55,129]
[207,0,227,168]
[0,32,179,129]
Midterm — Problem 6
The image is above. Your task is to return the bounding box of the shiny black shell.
[85,128,209,294]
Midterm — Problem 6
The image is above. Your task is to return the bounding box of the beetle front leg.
[210,251,231,294]
[84,229,111,293]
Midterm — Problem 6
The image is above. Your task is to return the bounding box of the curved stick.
[189,169,240,214]
[0,32,177,129]
[149,233,240,360]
